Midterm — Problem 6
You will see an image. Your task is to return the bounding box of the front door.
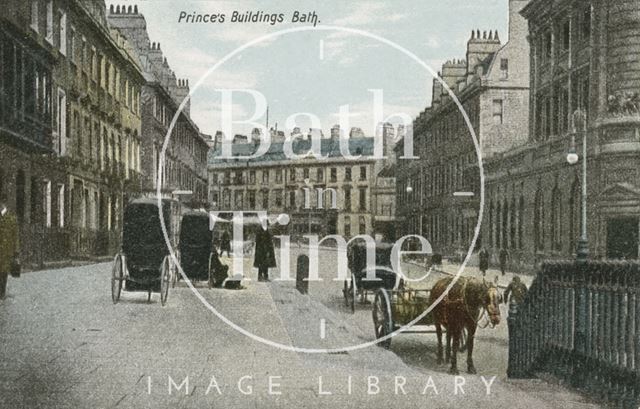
[607,217,639,259]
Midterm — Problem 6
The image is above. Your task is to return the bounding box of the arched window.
[488,200,494,248]
[510,197,517,249]
[518,196,525,249]
[551,186,562,251]
[496,201,502,249]
[502,199,509,249]
[568,177,580,253]
[534,187,544,251]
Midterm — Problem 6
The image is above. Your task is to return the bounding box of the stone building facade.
[483,0,640,267]
[1,0,144,266]
[208,127,397,240]
[107,5,209,207]
[396,0,531,257]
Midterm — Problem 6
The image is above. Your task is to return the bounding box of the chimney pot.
[109,4,114,13]
[471,30,475,39]
[495,30,500,41]
[134,5,138,14]
[116,5,120,13]
[476,29,480,38]
[127,5,132,13]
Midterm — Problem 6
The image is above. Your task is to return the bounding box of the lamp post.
[405,185,413,236]
[567,109,588,261]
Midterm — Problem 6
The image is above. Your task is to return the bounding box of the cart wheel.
[373,288,393,349]
[111,253,123,304]
[208,253,214,289]
[350,276,357,313]
[160,256,170,306]
[172,251,180,288]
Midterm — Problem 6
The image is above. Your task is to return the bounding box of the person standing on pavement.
[504,275,528,305]
[499,248,509,276]
[254,225,276,282]
[219,229,231,257]
[478,247,489,276]
[0,199,20,300]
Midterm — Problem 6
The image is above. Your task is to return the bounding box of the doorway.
[606,217,639,259]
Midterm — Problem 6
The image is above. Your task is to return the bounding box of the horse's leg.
[445,325,452,364]
[466,323,477,374]
[435,321,443,365]
[449,324,460,375]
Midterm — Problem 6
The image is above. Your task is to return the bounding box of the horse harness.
[442,277,491,329]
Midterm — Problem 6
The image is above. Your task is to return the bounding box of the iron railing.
[508,260,640,408]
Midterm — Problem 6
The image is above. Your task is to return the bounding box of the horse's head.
[483,282,501,326]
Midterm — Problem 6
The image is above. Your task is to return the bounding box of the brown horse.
[429,276,501,374]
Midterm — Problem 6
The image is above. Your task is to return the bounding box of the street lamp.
[405,185,413,236]
[567,109,588,261]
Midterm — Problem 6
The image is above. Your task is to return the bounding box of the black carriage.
[111,198,180,306]
[343,241,403,313]
[177,210,228,288]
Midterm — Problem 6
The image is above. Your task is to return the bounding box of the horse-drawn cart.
[372,287,467,350]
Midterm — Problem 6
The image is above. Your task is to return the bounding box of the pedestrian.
[0,198,20,300]
[504,275,528,305]
[478,247,489,276]
[254,225,276,282]
[499,248,509,276]
[219,229,231,257]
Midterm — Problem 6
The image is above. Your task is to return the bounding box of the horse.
[429,276,502,375]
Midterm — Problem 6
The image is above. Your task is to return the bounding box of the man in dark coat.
[478,247,489,276]
[0,200,20,299]
[219,230,231,257]
[254,226,276,282]
[504,275,528,305]
[499,248,509,275]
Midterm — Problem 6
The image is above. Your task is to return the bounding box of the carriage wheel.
[208,253,215,289]
[111,254,123,304]
[160,256,170,306]
[373,288,393,349]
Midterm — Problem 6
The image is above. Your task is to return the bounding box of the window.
[262,191,269,209]
[44,180,52,227]
[57,88,67,155]
[234,191,243,208]
[275,190,282,207]
[500,58,508,80]
[262,170,269,184]
[330,168,337,182]
[581,6,591,40]
[69,26,76,63]
[58,11,67,55]
[359,216,366,235]
[344,188,351,211]
[58,184,64,227]
[288,190,295,208]
[249,170,255,184]
[359,187,367,211]
[45,1,53,43]
[317,168,323,182]
[345,167,352,181]
[344,216,351,237]
[248,191,255,208]
[492,99,503,124]
[303,167,309,180]
[276,169,283,183]
[359,166,366,180]
[561,20,570,52]
[31,1,39,33]
[542,30,552,61]
[289,168,296,181]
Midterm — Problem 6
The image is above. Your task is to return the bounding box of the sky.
[107,0,510,137]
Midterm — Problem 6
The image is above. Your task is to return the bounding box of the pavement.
[0,250,600,409]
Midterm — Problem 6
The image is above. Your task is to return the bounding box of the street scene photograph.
[1,0,639,408]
